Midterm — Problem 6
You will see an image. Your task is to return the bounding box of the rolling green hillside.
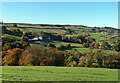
[1,23,119,54]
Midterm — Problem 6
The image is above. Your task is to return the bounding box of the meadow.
[1,66,118,82]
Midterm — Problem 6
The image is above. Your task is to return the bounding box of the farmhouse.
[29,37,43,41]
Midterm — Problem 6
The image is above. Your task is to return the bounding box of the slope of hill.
[1,23,119,54]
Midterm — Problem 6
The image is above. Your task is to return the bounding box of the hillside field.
[2,24,118,55]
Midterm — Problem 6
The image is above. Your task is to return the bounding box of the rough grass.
[2,66,118,82]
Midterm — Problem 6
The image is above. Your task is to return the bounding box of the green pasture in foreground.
[2,66,118,82]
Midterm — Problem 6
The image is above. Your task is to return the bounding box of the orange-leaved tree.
[2,48,23,66]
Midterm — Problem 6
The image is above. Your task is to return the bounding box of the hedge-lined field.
[2,66,118,82]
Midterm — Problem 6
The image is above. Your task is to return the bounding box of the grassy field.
[6,26,67,34]
[2,34,21,41]
[2,66,118,82]
[89,33,107,42]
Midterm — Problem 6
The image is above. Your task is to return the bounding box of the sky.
[2,2,118,28]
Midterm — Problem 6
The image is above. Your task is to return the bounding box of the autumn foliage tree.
[19,45,64,66]
[94,42,100,48]
[2,48,23,66]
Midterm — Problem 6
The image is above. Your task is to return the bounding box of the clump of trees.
[19,45,64,66]
[101,41,111,50]
[2,26,8,34]
[58,43,71,50]
[22,32,35,39]
[47,42,56,48]
[13,24,17,27]
[2,36,30,51]
[2,26,23,36]
[112,41,120,51]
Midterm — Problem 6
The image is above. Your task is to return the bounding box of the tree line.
[2,44,120,69]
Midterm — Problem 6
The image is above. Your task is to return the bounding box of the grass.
[2,34,21,41]
[6,26,67,34]
[89,33,107,42]
[2,66,118,82]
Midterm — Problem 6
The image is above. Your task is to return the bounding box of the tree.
[90,41,95,47]
[94,42,100,48]
[2,36,15,46]
[58,45,64,50]
[79,39,82,44]
[47,42,56,48]
[19,45,45,66]
[21,36,29,42]
[13,24,17,27]
[20,41,30,49]
[19,45,64,66]
[83,42,89,48]
[65,43,71,48]
[68,61,77,67]
[2,48,23,66]
[92,50,104,68]
[78,56,86,67]
[2,43,11,51]
[112,42,120,51]
[11,41,23,49]
[2,26,7,34]
[101,41,111,50]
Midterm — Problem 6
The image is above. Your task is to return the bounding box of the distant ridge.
[2,22,117,29]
